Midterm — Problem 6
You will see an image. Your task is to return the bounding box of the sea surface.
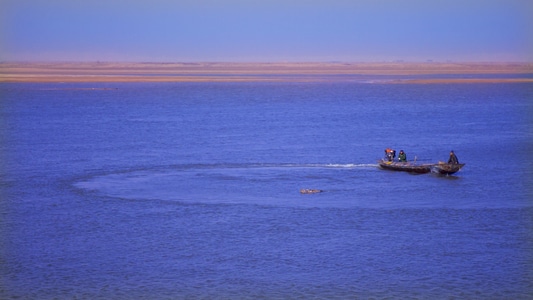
[1,79,532,299]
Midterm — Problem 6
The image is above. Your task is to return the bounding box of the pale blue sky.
[1,0,532,62]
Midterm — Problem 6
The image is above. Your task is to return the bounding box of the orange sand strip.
[393,78,533,84]
[1,62,532,83]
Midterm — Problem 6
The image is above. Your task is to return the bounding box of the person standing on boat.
[398,150,407,162]
[448,150,459,164]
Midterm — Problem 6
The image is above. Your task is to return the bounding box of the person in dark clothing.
[398,150,407,162]
[448,150,459,164]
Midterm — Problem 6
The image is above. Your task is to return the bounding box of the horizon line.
[2,60,533,64]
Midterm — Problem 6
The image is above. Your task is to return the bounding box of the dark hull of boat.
[378,160,432,174]
[430,163,465,175]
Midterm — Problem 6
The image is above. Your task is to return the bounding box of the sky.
[1,0,532,62]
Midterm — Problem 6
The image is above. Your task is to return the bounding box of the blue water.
[1,81,532,299]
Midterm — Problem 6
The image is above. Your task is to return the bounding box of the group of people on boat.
[384,148,459,164]
[384,148,407,162]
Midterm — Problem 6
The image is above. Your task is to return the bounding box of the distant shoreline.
[1,62,532,83]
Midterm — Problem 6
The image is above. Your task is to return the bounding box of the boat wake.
[72,162,378,208]
[321,163,379,168]
[164,162,378,170]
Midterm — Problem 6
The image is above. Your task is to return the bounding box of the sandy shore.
[1,62,532,83]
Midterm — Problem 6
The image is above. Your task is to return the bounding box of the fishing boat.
[430,163,465,175]
[378,160,432,174]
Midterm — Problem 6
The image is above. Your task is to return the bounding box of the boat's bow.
[430,163,465,175]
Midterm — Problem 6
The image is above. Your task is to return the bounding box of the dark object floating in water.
[300,189,323,194]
